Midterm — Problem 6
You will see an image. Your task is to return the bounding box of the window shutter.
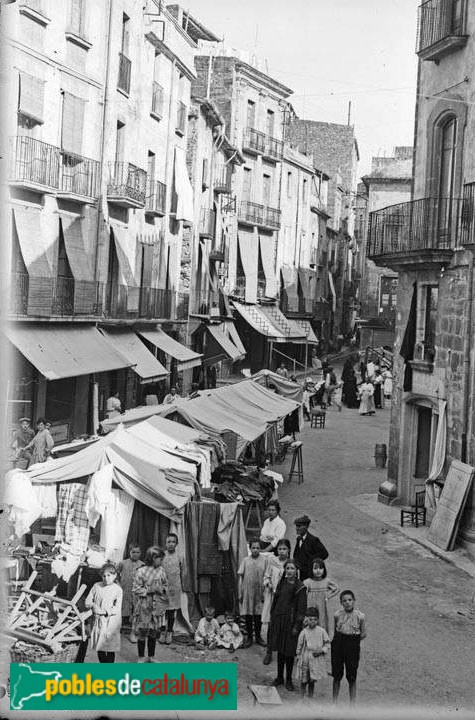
[69,0,85,35]
[61,91,85,155]
[18,72,45,123]
[202,158,209,188]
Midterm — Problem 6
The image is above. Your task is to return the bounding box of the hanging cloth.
[400,282,417,391]
[426,400,447,508]
[99,489,135,563]
[85,463,114,528]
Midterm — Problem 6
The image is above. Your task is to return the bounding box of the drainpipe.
[164,57,177,298]
[461,251,474,463]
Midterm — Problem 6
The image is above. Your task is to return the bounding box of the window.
[262,173,271,206]
[69,0,86,37]
[302,178,308,203]
[18,72,45,127]
[287,171,292,198]
[121,13,130,56]
[61,91,85,156]
[202,158,209,189]
[115,121,125,163]
[266,109,275,137]
[242,167,252,202]
[247,100,255,129]
[414,406,433,479]
[118,14,131,93]
[424,285,438,348]
[147,151,155,186]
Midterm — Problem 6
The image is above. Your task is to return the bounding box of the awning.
[100,329,169,383]
[4,324,132,380]
[328,272,337,312]
[174,147,194,223]
[259,305,307,341]
[12,206,52,277]
[259,235,278,298]
[205,323,245,363]
[298,268,314,313]
[138,327,202,371]
[238,231,258,303]
[60,215,96,313]
[296,319,319,344]
[110,225,139,312]
[280,265,299,312]
[232,301,287,342]
[222,320,246,357]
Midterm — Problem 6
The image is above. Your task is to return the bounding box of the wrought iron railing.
[118,52,131,94]
[191,290,219,315]
[232,277,246,299]
[176,292,189,320]
[214,165,232,193]
[59,151,100,198]
[107,162,147,205]
[243,127,266,154]
[176,101,187,135]
[145,180,167,215]
[265,136,284,161]
[151,81,164,117]
[265,205,281,229]
[367,197,468,259]
[9,273,103,316]
[238,201,281,229]
[9,136,60,189]
[199,208,216,238]
[461,182,475,245]
[417,0,465,53]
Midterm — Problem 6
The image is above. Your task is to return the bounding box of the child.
[132,546,168,663]
[195,606,220,649]
[331,589,367,706]
[85,562,122,663]
[296,607,330,698]
[303,558,339,634]
[237,539,267,648]
[160,533,183,645]
[262,539,291,664]
[118,543,144,643]
[215,611,243,653]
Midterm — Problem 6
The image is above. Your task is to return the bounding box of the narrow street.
[108,395,475,716]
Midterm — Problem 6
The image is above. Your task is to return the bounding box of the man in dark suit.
[293,515,329,581]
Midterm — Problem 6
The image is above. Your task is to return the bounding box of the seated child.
[215,611,243,653]
[195,606,220,649]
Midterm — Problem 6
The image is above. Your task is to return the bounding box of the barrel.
[374,443,387,468]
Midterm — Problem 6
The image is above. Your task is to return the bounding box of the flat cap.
[294,514,311,526]
[19,417,31,423]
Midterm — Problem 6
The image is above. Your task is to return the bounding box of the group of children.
[84,533,366,705]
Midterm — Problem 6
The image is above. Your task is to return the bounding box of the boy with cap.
[12,418,35,468]
[293,516,328,581]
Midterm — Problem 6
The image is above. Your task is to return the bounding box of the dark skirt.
[268,613,298,657]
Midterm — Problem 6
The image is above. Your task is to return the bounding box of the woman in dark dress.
[267,559,307,691]
[343,367,359,408]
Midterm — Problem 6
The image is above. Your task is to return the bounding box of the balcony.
[9,273,103,317]
[176,292,189,321]
[199,208,216,238]
[145,180,167,216]
[209,239,225,263]
[107,162,147,208]
[367,197,470,270]
[104,285,175,320]
[264,136,283,162]
[151,81,164,120]
[191,290,220,316]
[416,0,468,60]
[118,52,131,94]
[238,201,281,230]
[176,101,187,136]
[242,127,266,155]
[9,136,60,191]
[232,277,246,300]
[214,165,232,194]
[58,151,100,200]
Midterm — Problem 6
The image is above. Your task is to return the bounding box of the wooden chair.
[310,409,326,428]
[400,489,427,528]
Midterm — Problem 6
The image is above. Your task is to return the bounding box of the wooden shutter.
[61,91,85,155]
[18,72,45,123]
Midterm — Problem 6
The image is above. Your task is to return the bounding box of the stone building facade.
[367,0,475,556]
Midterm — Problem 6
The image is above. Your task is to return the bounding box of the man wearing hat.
[293,515,328,581]
[11,417,35,469]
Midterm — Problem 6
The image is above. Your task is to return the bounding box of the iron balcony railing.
[9,273,103,316]
[9,136,60,189]
[145,180,167,215]
[417,0,466,54]
[59,151,100,198]
[176,292,189,320]
[461,182,475,245]
[209,239,226,262]
[199,208,216,238]
[191,290,219,315]
[243,127,266,154]
[214,165,232,193]
[367,197,470,260]
[105,285,181,320]
[232,277,246,299]
[238,201,281,229]
[265,136,284,161]
[118,52,131,94]
[107,162,147,205]
[176,101,187,135]
[151,81,164,118]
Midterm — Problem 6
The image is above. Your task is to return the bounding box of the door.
[414,406,433,479]
[437,117,457,245]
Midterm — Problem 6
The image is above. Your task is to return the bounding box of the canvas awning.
[12,206,52,277]
[100,329,169,383]
[328,272,337,312]
[296,319,319,344]
[281,265,299,312]
[174,147,194,223]
[203,323,245,364]
[259,235,278,298]
[259,305,307,341]
[4,324,132,380]
[221,320,246,357]
[59,214,96,314]
[238,231,258,303]
[138,327,202,371]
[232,301,287,342]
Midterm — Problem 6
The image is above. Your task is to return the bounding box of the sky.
[185,0,419,177]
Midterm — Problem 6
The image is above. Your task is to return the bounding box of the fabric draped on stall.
[126,501,171,553]
[99,489,135,563]
[85,463,114,528]
[4,469,42,537]
[35,484,58,518]
[56,483,90,554]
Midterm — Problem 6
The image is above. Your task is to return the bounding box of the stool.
[310,409,326,429]
[288,441,304,484]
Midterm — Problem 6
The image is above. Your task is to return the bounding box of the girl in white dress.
[303,558,339,635]
[296,607,331,698]
[85,562,123,663]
